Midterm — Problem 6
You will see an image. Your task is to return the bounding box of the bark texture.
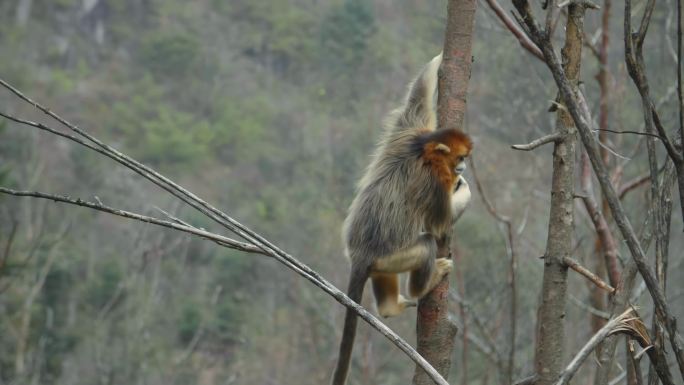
[534,5,584,385]
[413,0,477,383]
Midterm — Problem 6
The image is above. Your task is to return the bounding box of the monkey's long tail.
[331,268,367,385]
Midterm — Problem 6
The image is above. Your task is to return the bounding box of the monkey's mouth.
[454,164,466,175]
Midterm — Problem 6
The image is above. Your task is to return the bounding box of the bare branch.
[583,36,601,59]
[0,188,265,255]
[595,128,665,140]
[449,311,503,367]
[597,165,678,385]
[450,291,504,365]
[511,132,562,151]
[649,102,683,163]
[554,308,648,385]
[578,151,621,286]
[624,0,683,177]
[568,294,611,319]
[483,0,544,60]
[0,80,450,385]
[513,0,684,378]
[0,185,451,385]
[619,172,651,200]
[514,374,538,385]
[636,0,657,48]
[563,256,615,293]
[628,340,646,385]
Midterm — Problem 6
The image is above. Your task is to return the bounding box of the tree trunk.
[412,0,477,383]
[534,5,584,385]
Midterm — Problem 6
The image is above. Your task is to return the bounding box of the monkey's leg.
[371,233,437,273]
[370,273,416,318]
[408,258,453,299]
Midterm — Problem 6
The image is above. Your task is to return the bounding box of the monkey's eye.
[457,156,465,162]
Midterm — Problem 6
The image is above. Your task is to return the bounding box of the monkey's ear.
[434,143,451,153]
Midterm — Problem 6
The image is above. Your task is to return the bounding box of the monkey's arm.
[451,176,471,223]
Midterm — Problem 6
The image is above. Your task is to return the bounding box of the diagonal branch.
[554,308,648,385]
[562,256,615,293]
[0,81,450,385]
[624,0,683,182]
[512,0,684,380]
[579,151,621,286]
[482,0,544,60]
[618,172,651,200]
[0,188,264,255]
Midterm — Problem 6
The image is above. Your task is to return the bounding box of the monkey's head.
[420,129,473,187]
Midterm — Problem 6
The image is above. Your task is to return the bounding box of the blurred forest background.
[0,0,682,385]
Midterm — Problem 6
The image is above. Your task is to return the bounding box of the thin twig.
[619,172,651,200]
[483,0,544,60]
[568,294,611,319]
[563,256,615,293]
[511,132,562,150]
[595,128,664,140]
[449,311,503,367]
[0,188,264,254]
[449,291,504,365]
[579,150,621,286]
[514,374,538,385]
[583,30,601,59]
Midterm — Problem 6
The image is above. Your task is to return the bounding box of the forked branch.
[0,79,450,385]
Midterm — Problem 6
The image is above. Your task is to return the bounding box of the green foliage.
[208,300,243,343]
[320,0,376,71]
[0,121,10,186]
[177,303,201,344]
[136,106,212,165]
[43,266,73,310]
[85,260,122,309]
[105,76,212,168]
[228,1,317,74]
[139,32,200,77]
[210,95,272,163]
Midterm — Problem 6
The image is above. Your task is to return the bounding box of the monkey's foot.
[399,295,417,308]
[379,296,415,318]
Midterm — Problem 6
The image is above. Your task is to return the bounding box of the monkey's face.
[440,134,471,177]
[422,129,472,185]
[453,154,467,175]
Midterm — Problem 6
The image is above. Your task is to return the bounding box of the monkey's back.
[342,130,443,266]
